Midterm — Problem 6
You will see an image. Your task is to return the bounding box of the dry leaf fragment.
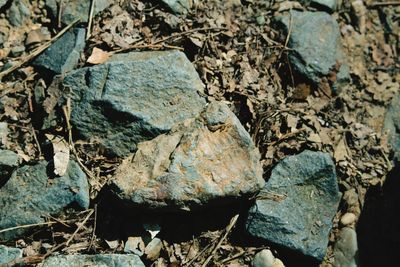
[45,134,70,176]
[87,47,111,65]
[334,136,349,162]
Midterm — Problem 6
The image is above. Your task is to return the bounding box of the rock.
[0,0,7,9]
[160,0,190,14]
[33,28,85,74]
[124,237,145,256]
[311,0,337,12]
[246,150,340,261]
[0,245,23,265]
[333,227,358,267]
[276,11,349,93]
[145,238,162,261]
[38,254,145,267]
[0,160,89,241]
[0,149,18,179]
[64,50,206,157]
[252,249,275,267]
[7,0,30,26]
[340,212,356,226]
[0,122,7,145]
[46,0,112,25]
[10,45,25,57]
[252,249,286,267]
[110,101,264,211]
[384,94,400,161]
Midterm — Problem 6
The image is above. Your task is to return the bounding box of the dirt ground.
[0,0,399,266]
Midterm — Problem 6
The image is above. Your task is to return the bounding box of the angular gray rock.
[160,0,190,14]
[333,227,358,267]
[276,11,349,93]
[0,245,23,265]
[38,254,145,267]
[110,101,264,211]
[64,50,206,157]
[6,0,30,26]
[46,0,112,25]
[0,160,89,241]
[384,94,400,161]
[246,150,340,261]
[0,149,18,179]
[33,28,85,74]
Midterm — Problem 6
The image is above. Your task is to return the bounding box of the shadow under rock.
[357,163,400,267]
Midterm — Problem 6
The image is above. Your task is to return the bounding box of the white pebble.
[340,212,356,226]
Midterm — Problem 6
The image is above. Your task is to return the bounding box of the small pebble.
[144,238,162,261]
[252,249,275,267]
[340,212,356,226]
[10,45,25,57]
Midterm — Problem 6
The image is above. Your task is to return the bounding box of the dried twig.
[0,19,79,81]
[88,204,98,251]
[65,209,94,246]
[368,1,400,7]
[201,214,239,267]
[87,0,96,40]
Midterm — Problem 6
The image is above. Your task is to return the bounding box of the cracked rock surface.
[110,101,264,211]
[246,150,341,261]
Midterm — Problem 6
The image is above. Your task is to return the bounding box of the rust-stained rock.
[109,101,264,211]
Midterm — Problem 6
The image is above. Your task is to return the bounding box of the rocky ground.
[0,0,399,266]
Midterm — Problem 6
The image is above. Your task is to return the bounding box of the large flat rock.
[246,150,340,261]
[38,254,145,267]
[110,101,264,211]
[277,11,349,92]
[64,50,206,157]
[0,161,89,241]
[0,149,18,180]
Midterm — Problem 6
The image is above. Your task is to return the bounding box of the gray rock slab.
[276,11,349,92]
[46,0,112,25]
[0,149,18,179]
[246,150,340,261]
[64,50,206,157]
[333,227,358,267]
[384,94,400,161]
[33,27,85,74]
[0,160,89,241]
[160,0,190,14]
[0,245,23,265]
[38,254,145,267]
[110,101,264,211]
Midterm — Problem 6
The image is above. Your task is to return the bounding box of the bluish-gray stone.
[38,254,145,267]
[0,0,7,9]
[7,0,30,26]
[63,50,206,157]
[333,227,358,267]
[0,160,89,241]
[110,101,264,211]
[246,150,340,261]
[160,0,190,14]
[384,94,400,161]
[46,0,112,25]
[0,149,18,179]
[0,245,23,265]
[276,11,349,93]
[33,28,85,74]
